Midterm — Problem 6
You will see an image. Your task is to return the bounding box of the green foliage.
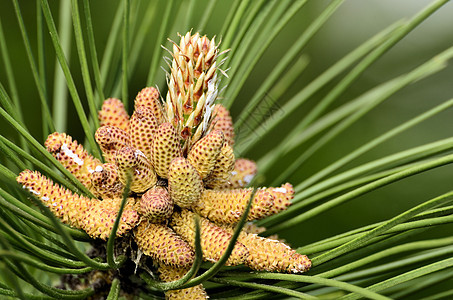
[1,0,453,298]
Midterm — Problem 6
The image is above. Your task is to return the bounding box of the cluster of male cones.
[16,32,311,299]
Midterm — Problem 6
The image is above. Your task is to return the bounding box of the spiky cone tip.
[165,31,226,151]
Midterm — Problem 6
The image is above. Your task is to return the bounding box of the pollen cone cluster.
[16,31,310,299]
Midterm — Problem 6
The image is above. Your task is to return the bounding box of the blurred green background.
[1,0,453,247]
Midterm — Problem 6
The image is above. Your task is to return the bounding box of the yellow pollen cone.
[115,146,157,193]
[170,209,248,266]
[98,98,130,132]
[90,163,124,199]
[151,122,182,178]
[134,86,164,124]
[129,105,158,160]
[187,129,224,179]
[265,183,294,216]
[237,230,311,274]
[95,125,130,163]
[139,186,173,223]
[168,157,203,208]
[45,132,101,192]
[17,170,140,240]
[192,188,274,224]
[81,198,140,240]
[134,220,195,268]
[204,142,235,188]
[17,170,95,228]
